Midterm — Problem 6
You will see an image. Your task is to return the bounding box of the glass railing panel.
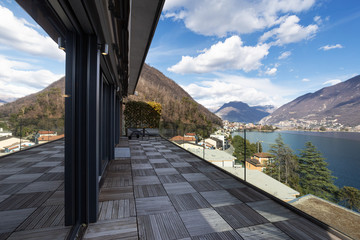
[0,117,64,156]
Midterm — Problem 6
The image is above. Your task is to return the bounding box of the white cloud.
[319,44,344,51]
[259,15,318,45]
[163,0,316,37]
[0,5,65,61]
[302,78,310,82]
[0,55,63,100]
[168,36,270,74]
[278,51,291,59]
[265,67,277,75]
[323,79,341,86]
[180,73,294,108]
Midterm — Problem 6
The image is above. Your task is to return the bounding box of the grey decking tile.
[18,181,62,193]
[163,182,196,195]
[179,208,232,236]
[0,208,36,233]
[154,168,179,175]
[158,174,186,184]
[134,184,167,198]
[227,187,268,203]
[246,200,300,222]
[133,176,160,185]
[215,178,247,189]
[138,212,190,240]
[169,192,211,211]
[200,190,242,207]
[136,196,175,216]
[236,223,291,240]
[192,230,243,240]
[215,204,269,229]
[182,173,210,182]
[189,180,223,192]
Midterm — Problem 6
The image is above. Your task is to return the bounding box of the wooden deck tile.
[154,168,179,175]
[98,199,136,220]
[273,218,342,240]
[99,187,133,201]
[204,170,233,180]
[189,180,223,192]
[132,163,153,169]
[17,205,64,230]
[1,173,43,184]
[132,169,156,176]
[18,181,62,194]
[247,200,300,222]
[43,191,64,206]
[200,190,242,207]
[19,167,51,174]
[83,217,137,240]
[176,167,200,174]
[215,204,269,229]
[133,176,160,185]
[236,223,291,240]
[182,173,210,182]
[131,158,149,164]
[36,173,63,181]
[0,192,52,210]
[138,212,190,240]
[8,226,70,240]
[152,163,173,168]
[163,182,196,195]
[149,158,168,164]
[158,174,186,184]
[0,183,28,195]
[192,230,243,240]
[136,196,176,216]
[134,184,167,198]
[215,179,247,189]
[169,192,211,211]
[170,162,192,168]
[227,187,268,203]
[0,208,35,234]
[179,208,232,237]
[102,176,132,188]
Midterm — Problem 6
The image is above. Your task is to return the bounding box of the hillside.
[0,77,65,119]
[214,101,273,123]
[129,64,222,126]
[260,75,360,128]
[0,64,221,129]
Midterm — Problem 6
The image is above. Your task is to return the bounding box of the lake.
[232,130,360,189]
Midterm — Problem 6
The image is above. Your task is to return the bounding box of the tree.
[264,134,299,188]
[337,186,360,211]
[298,142,338,200]
[232,135,257,164]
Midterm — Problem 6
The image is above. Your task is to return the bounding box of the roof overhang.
[15,0,164,96]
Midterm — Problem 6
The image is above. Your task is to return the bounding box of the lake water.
[232,131,360,189]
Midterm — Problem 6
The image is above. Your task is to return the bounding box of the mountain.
[260,75,360,128]
[0,65,221,128]
[129,64,222,126]
[0,77,65,118]
[0,99,7,106]
[214,101,272,123]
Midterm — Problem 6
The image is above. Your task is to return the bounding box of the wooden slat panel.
[227,187,269,203]
[138,212,190,240]
[158,174,186,184]
[134,184,167,198]
[83,218,137,240]
[169,192,211,211]
[215,204,269,229]
[189,180,223,192]
[200,190,242,207]
[236,223,292,240]
[192,230,243,240]
[136,196,175,216]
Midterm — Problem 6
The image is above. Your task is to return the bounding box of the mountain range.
[214,101,274,123]
[0,64,221,128]
[261,75,360,128]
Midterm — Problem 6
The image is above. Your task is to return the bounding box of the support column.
[65,33,100,226]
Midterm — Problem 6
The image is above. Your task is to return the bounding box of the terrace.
[0,137,350,239]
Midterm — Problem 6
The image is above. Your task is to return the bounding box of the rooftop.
[0,137,350,239]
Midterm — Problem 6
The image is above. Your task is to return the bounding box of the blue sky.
[0,0,359,110]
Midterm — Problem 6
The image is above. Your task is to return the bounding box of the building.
[38,130,58,137]
[0,128,12,137]
[253,152,274,164]
[170,135,197,144]
[210,134,229,150]
[37,134,65,144]
[0,136,29,153]
[186,146,236,167]
[205,137,223,149]
[246,152,274,171]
